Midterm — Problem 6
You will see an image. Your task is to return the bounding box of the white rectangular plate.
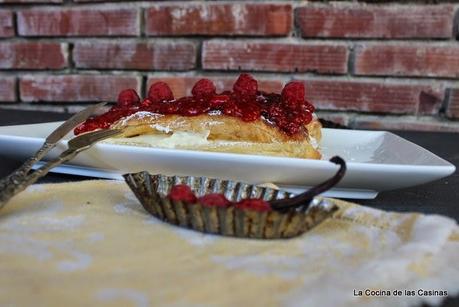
[0,121,455,199]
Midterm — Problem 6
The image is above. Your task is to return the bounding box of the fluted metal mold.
[124,172,338,239]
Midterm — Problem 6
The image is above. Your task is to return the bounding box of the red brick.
[447,89,459,119]
[354,44,459,78]
[0,10,14,37]
[20,75,141,102]
[352,116,459,133]
[17,8,139,37]
[145,3,291,36]
[0,42,67,69]
[147,75,285,98]
[74,41,196,70]
[202,41,348,74]
[0,77,16,102]
[300,79,443,114]
[296,5,454,38]
[418,89,444,115]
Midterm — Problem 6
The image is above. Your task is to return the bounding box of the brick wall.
[0,1,459,132]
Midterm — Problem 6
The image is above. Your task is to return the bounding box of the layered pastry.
[74,74,322,159]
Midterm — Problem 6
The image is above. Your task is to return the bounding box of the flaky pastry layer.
[109,112,322,159]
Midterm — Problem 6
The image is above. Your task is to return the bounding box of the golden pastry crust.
[110,112,322,159]
[178,141,321,159]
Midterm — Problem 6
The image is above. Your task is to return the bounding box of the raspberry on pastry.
[74,74,322,159]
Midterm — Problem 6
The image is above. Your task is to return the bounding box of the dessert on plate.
[75,74,322,159]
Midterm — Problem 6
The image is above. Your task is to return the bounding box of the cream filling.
[104,131,320,151]
[109,111,321,150]
[104,130,211,148]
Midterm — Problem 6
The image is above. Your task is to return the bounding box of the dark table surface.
[0,109,458,307]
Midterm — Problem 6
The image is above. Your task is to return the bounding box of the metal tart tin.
[124,172,338,239]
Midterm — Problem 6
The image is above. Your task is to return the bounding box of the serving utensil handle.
[1,140,54,179]
[0,103,110,210]
[0,128,122,209]
[0,149,77,209]
[0,141,55,205]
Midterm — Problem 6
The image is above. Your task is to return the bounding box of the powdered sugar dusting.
[114,111,163,127]
[96,288,149,307]
[0,199,93,272]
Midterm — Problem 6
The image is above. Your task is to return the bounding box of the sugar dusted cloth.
[0,180,458,307]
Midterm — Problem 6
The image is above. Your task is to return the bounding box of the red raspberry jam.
[235,199,271,212]
[74,74,315,136]
[168,184,197,203]
[198,193,232,207]
[165,184,271,212]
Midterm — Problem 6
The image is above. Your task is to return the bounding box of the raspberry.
[179,105,200,116]
[191,79,216,98]
[233,73,258,97]
[304,101,315,113]
[145,101,161,113]
[290,114,306,126]
[97,118,111,129]
[148,82,174,103]
[103,109,121,122]
[282,121,302,135]
[240,102,261,122]
[159,101,180,114]
[178,98,208,116]
[73,125,83,135]
[74,120,98,135]
[281,81,305,108]
[266,104,284,120]
[140,98,153,108]
[300,110,313,124]
[199,193,231,207]
[209,94,230,109]
[222,100,242,117]
[236,199,271,212]
[84,120,100,131]
[117,89,140,107]
[274,116,287,127]
[168,184,197,203]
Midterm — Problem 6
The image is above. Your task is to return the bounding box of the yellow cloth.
[0,180,458,307]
